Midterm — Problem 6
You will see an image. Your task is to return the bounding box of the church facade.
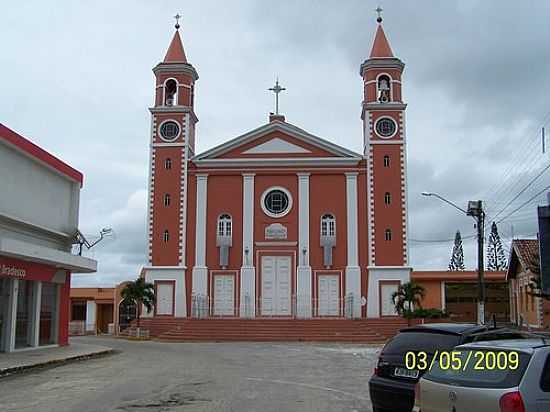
[142,19,411,320]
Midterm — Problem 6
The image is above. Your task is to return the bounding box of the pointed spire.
[369,24,394,58]
[163,29,188,63]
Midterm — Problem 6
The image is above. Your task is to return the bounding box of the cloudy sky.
[2,1,549,286]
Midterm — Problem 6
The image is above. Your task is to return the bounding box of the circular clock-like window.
[375,117,397,139]
[261,187,292,218]
[159,120,180,142]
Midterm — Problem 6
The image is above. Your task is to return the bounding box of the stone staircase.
[122,317,410,343]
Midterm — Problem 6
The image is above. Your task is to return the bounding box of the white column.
[345,172,361,318]
[297,173,312,318]
[7,279,18,352]
[192,174,208,297]
[240,173,256,317]
[85,300,96,333]
[31,281,42,347]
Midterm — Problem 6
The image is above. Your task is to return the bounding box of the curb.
[0,348,114,378]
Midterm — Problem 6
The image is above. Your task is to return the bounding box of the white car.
[413,339,550,412]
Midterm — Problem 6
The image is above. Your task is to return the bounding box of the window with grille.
[385,229,392,241]
[321,214,336,237]
[163,230,169,242]
[164,194,171,206]
[217,214,232,237]
[384,192,392,205]
[165,158,172,169]
[383,155,390,167]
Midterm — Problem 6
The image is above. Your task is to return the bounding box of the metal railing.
[190,293,357,319]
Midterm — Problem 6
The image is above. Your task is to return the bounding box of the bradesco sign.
[0,257,58,282]
[0,264,26,278]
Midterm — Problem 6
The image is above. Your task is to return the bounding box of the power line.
[488,162,550,222]
[496,184,550,224]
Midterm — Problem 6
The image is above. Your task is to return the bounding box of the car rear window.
[423,349,531,389]
[383,332,461,354]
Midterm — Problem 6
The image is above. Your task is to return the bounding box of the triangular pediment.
[193,121,362,164]
[242,137,312,154]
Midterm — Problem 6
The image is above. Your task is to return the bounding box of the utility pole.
[468,200,486,324]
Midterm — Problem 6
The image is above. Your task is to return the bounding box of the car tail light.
[499,391,525,412]
[373,366,379,376]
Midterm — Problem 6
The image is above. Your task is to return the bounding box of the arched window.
[321,214,336,237]
[377,74,391,103]
[165,158,172,170]
[385,229,392,241]
[163,230,169,242]
[164,194,171,207]
[384,192,392,205]
[217,214,232,237]
[383,155,390,168]
[164,79,178,106]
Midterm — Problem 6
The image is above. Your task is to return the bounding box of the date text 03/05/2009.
[404,350,520,372]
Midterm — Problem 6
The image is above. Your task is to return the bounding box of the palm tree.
[391,281,425,323]
[120,277,155,329]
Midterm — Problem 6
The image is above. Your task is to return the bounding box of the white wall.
[0,141,80,237]
[143,268,187,317]
[367,267,411,318]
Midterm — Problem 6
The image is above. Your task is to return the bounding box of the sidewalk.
[0,342,113,377]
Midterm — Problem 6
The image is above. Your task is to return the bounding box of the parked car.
[413,339,550,412]
[369,323,527,412]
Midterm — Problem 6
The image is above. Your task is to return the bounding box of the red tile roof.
[369,24,394,58]
[0,123,83,185]
[507,239,540,279]
[163,30,187,63]
[412,270,506,281]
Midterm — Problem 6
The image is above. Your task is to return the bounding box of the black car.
[368,323,526,412]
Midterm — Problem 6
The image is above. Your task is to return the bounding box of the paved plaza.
[0,336,381,412]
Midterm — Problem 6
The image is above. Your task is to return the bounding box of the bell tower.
[362,10,411,317]
[142,17,199,318]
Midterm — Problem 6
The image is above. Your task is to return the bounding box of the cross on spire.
[268,78,286,115]
[174,13,182,30]
[375,5,383,23]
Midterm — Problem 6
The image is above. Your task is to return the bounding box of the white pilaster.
[240,173,256,317]
[31,281,42,347]
[85,300,96,333]
[7,279,18,352]
[297,173,312,318]
[192,174,208,297]
[345,172,361,318]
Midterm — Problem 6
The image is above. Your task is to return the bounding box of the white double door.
[261,256,291,316]
[318,275,340,316]
[213,275,235,316]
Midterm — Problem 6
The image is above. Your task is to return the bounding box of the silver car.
[412,339,550,412]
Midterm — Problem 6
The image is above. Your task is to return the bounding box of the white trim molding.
[240,173,256,317]
[297,172,312,318]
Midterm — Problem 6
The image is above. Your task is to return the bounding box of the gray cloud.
[2,1,548,285]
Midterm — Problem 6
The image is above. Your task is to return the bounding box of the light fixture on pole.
[422,192,486,324]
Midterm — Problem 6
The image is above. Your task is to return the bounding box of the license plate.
[394,367,419,379]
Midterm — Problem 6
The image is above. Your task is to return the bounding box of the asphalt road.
[0,336,381,412]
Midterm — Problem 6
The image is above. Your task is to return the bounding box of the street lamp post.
[422,192,486,325]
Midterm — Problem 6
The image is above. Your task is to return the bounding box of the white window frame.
[260,186,293,218]
[217,214,232,237]
[321,214,336,237]
[158,119,181,143]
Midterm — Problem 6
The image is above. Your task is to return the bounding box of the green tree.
[391,281,426,323]
[120,277,155,328]
[487,222,507,271]
[449,230,465,271]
